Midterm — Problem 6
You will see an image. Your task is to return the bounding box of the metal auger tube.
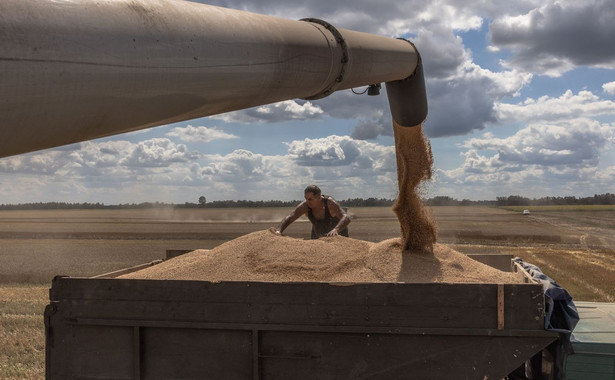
[0,0,426,157]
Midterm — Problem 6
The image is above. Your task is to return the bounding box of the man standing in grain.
[276,185,350,239]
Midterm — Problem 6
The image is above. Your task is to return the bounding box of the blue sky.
[1,0,614,204]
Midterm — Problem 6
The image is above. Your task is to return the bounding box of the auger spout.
[0,0,427,158]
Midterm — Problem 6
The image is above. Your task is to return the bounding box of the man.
[276,185,350,238]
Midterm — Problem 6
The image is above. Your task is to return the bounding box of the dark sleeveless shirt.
[306,197,349,239]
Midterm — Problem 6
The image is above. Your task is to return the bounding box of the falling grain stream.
[392,121,437,253]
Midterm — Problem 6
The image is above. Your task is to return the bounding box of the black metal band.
[300,18,349,100]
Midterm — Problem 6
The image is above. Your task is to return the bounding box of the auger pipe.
[0,0,427,158]
[385,40,428,128]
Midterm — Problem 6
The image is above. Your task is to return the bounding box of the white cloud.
[288,139,347,166]
[0,150,72,175]
[489,0,615,76]
[428,117,615,198]
[201,149,267,181]
[166,125,238,143]
[279,100,323,118]
[437,160,615,200]
[193,0,537,38]
[351,111,392,140]
[348,54,532,139]
[461,118,613,168]
[496,90,615,122]
[195,150,308,200]
[0,133,400,203]
[213,100,323,124]
[0,139,200,176]
[285,135,394,170]
[604,81,615,95]
[120,139,200,168]
[423,73,500,137]
[414,26,472,80]
[183,135,400,200]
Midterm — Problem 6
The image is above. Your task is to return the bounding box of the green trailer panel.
[566,301,615,380]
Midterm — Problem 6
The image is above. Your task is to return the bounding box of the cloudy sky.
[1,0,614,204]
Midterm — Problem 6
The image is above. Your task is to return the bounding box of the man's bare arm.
[276,202,308,234]
[326,198,351,236]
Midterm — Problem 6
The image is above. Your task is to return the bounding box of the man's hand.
[325,228,339,237]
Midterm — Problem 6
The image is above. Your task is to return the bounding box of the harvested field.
[1,206,614,299]
[0,284,46,379]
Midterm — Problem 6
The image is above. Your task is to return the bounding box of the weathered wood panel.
[46,276,558,380]
[50,278,545,329]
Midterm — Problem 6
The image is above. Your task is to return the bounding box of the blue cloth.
[512,258,580,335]
[511,258,580,379]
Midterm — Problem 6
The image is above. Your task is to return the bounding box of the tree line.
[1,193,613,210]
[494,193,615,206]
[423,193,615,206]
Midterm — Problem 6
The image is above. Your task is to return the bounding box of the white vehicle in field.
[523,209,531,215]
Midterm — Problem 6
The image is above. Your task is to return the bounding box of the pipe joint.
[300,18,349,100]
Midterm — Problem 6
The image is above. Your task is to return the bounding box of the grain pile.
[121,228,520,283]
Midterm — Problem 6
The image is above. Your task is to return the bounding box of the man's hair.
[304,184,321,196]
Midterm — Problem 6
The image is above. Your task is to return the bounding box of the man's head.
[304,185,322,208]
[304,184,321,197]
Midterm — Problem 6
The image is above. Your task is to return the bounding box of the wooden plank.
[50,277,539,305]
[467,254,513,272]
[253,330,260,380]
[505,284,546,329]
[132,327,140,380]
[50,278,545,330]
[259,331,556,380]
[71,318,557,337]
[513,262,536,283]
[140,327,252,380]
[498,283,505,330]
[55,292,543,330]
[66,325,134,379]
[58,300,496,329]
[90,261,164,279]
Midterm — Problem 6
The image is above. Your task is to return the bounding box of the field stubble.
[0,284,47,379]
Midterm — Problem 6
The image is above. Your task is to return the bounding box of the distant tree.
[496,195,530,206]
[426,196,459,206]
[198,196,206,207]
